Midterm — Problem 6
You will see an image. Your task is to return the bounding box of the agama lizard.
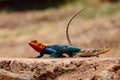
[28,40,80,58]
[28,40,110,58]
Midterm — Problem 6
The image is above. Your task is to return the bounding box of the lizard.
[28,40,80,58]
[28,40,110,58]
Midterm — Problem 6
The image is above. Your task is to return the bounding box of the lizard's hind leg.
[68,52,75,57]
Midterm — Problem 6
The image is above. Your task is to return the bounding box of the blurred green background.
[0,0,120,58]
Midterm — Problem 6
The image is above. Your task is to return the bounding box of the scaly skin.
[28,40,110,58]
[78,46,110,57]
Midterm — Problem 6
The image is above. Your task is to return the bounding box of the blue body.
[35,44,80,58]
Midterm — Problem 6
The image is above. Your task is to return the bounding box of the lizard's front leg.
[44,48,57,58]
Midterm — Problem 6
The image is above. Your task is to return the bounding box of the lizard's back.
[46,44,80,53]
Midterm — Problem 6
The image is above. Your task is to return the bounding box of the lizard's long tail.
[66,5,90,46]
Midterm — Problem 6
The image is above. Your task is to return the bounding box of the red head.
[28,40,46,52]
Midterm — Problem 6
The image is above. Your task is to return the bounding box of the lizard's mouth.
[28,40,45,52]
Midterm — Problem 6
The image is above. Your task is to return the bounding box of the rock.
[94,70,113,80]
[0,58,120,80]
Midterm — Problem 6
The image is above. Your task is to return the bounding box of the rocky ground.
[0,58,120,80]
